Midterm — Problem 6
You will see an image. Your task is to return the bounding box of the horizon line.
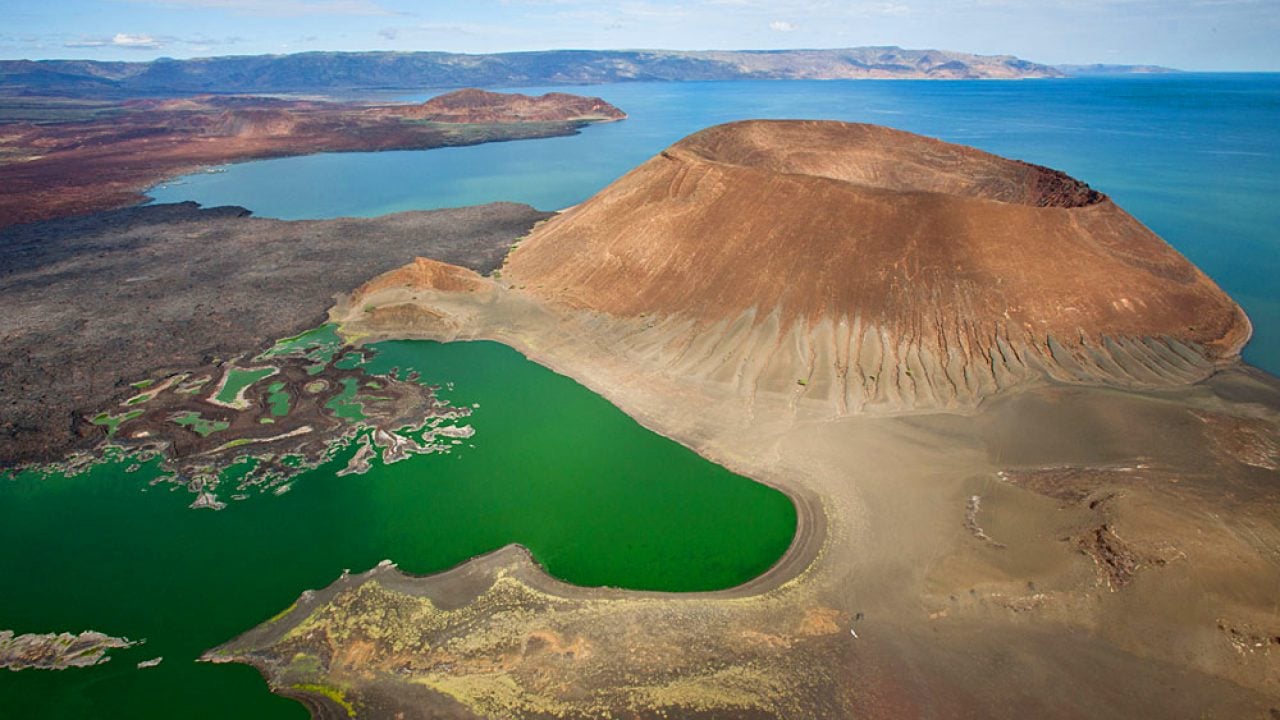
[0,45,1228,73]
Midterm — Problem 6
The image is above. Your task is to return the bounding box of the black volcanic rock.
[0,201,552,466]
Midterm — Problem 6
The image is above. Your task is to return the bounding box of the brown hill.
[355,256,488,296]
[206,109,302,138]
[502,120,1250,411]
[375,88,626,124]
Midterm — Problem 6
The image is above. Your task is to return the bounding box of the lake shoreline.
[222,220,1280,716]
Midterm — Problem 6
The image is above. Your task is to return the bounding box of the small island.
[1,630,139,671]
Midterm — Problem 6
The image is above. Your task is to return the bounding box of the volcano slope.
[220,121,1280,719]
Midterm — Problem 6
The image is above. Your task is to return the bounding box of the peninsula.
[216,121,1280,718]
[0,89,623,227]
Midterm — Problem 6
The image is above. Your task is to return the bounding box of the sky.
[1,0,1277,71]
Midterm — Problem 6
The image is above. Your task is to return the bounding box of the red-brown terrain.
[0,90,624,227]
[504,120,1251,410]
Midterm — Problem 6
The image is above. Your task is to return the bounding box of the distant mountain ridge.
[0,47,1062,97]
[1056,64,1180,76]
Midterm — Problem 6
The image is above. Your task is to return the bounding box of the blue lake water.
[148,75,1280,374]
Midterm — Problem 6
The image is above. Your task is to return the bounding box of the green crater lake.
[0,339,797,719]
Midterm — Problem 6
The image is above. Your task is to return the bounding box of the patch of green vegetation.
[171,412,230,437]
[130,379,155,390]
[259,418,276,424]
[213,366,278,407]
[267,601,299,626]
[291,684,355,718]
[90,409,145,437]
[325,378,366,421]
[259,324,345,366]
[267,381,291,417]
[796,378,807,386]
[288,652,323,675]
[206,436,271,455]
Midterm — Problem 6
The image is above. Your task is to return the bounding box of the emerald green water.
[0,340,796,718]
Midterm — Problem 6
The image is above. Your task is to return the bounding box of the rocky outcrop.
[499,120,1250,413]
[1,630,139,671]
[353,256,491,296]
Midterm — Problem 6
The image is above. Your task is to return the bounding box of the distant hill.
[0,47,1062,97]
[1056,64,1180,76]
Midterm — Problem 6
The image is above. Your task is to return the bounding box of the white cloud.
[65,33,160,48]
[64,32,240,50]
[112,32,161,48]
[118,0,394,17]
[769,20,797,31]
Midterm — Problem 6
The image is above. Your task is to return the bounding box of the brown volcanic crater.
[672,120,1104,208]
[500,120,1250,410]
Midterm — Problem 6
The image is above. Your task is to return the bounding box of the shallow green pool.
[0,339,796,718]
